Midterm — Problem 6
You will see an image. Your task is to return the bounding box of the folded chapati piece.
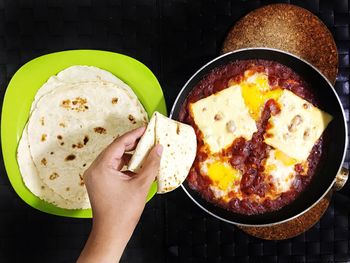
[128,112,197,193]
[17,66,148,209]
[127,114,156,172]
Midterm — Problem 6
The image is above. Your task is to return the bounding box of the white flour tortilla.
[31,65,143,112]
[128,112,197,193]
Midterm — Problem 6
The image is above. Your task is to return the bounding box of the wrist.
[92,211,140,236]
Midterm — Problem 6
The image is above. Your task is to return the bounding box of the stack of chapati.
[17,66,148,209]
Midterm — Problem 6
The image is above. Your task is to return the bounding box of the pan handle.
[333,167,349,191]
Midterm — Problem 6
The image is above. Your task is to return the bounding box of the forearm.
[77,219,136,263]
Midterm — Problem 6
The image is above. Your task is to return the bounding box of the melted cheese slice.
[190,86,257,153]
[264,89,332,161]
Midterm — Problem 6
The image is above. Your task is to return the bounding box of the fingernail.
[156,145,163,156]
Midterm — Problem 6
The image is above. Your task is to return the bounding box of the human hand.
[78,127,163,263]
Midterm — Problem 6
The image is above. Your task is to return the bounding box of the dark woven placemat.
[0,0,349,262]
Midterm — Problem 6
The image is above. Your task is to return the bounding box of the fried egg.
[264,149,305,194]
[241,71,283,120]
[200,157,242,200]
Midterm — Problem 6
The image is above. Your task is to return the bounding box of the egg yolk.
[241,73,283,120]
[207,162,241,190]
[274,150,297,166]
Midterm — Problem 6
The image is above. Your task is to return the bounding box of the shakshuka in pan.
[179,60,332,215]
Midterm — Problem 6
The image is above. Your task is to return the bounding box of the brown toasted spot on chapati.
[83,135,89,145]
[49,172,59,180]
[41,158,47,166]
[57,135,63,140]
[94,127,106,134]
[128,115,135,122]
[79,174,85,186]
[176,123,180,135]
[41,185,45,189]
[163,186,175,192]
[50,151,54,155]
[112,97,119,104]
[40,117,45,126]
[41,134,47,142]
[83,163,87,167]
[167,144,170,147]
[66,187,70,191]
[59,122,66,128]
[60,142,64,146]
[72,142,83,149]
[61,99,71,108]
[72,97,87,105]
[63,97,88,112]
[65,154,76,161]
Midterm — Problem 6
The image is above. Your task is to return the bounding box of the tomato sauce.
[179,60,323,215]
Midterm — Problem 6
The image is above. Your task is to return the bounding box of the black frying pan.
[170,48,348,226]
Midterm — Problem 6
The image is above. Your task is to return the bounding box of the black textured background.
[0,0,349,262]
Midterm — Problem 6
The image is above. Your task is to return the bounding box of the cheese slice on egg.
[190,86,257,153]
[264,89,332,161]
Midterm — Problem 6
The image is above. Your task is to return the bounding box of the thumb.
[136,144,163,187]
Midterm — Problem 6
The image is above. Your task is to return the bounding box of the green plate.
[1,50,167,218]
